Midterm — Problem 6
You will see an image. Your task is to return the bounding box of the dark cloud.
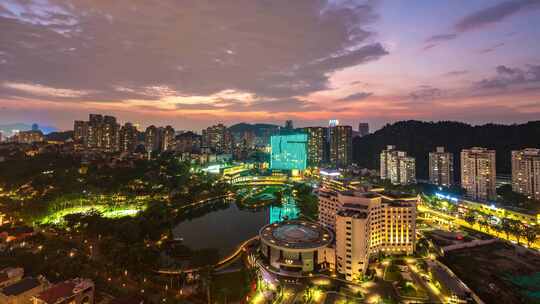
[455,0,540,32]
[479,42,505,53]
[0,0,387,104]
[476,64,540,89]
[173,97,320,113]
[337,91,373,102]
[425,34,457,43]
[424,0,540,48]
[408,85,444,101]
[444,70,469,77]
[422,43,438,51]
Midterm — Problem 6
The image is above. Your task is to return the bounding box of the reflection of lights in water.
[269,195,299,224]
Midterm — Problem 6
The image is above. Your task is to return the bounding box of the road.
[419,205,540,249]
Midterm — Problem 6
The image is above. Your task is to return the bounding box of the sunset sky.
[1,0,539,131]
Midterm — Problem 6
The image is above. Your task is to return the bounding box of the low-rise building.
[32,278,94,304]
[0,277,48,304]
[0,268,24,288]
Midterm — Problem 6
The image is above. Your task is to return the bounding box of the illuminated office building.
[511,148,540,200]
[270,133,308,171]
[329,125,352,168]
[461,147,496,201]
[429,146,454,187]
[380,146,415,185]
[303,127,327,167]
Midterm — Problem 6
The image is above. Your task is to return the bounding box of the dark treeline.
[353,120,540,180]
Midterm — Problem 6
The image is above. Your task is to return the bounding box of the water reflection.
[172,191,298,258]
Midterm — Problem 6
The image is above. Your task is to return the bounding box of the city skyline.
[1,0,540,131]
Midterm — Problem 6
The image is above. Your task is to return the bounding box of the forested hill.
[352,120,540,180]
[228,123,279,136]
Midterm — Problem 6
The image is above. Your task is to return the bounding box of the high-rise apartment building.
[461,147,496,201]
[144,125,160,153]
[429,146,454,187]
[86,114,103,149]
[511,148,540,200]
[358,123,369,137]
[161,126,176,152]
[303,127,326,167]
[380,146,415,185]
[202,124,232,154]
[119,123,138,153]
[319,189,416,280]
[329,125,352,168]
[175,131,201,153]
[73,120,88,143]
[76,114,120,152]
[101,115,119,152]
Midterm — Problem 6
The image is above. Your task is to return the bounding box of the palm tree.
[464,211,476,227]
[524,225,539,248]
[491,221,502,237]
[501,218,512,240]
[509,219,523,244]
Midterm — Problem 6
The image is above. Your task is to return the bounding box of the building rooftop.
[35,278,93,304]
[2,277,40,296]
[260,220,333,250]
[337,208,368,219]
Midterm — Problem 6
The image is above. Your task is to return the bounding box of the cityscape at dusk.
[1,1,539,304]
[1,0,540,130]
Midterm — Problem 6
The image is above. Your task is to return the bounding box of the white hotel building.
[318,188,417,280]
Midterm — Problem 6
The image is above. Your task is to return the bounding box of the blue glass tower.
[270,133,308,170]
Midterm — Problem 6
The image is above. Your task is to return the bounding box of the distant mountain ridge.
[0,123,58,136]
[228,123,280,136]
[352,120,540,180]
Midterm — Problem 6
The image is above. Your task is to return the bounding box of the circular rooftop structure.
[259,220,333,251]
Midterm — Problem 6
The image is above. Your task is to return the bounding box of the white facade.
[318,189,417,280]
